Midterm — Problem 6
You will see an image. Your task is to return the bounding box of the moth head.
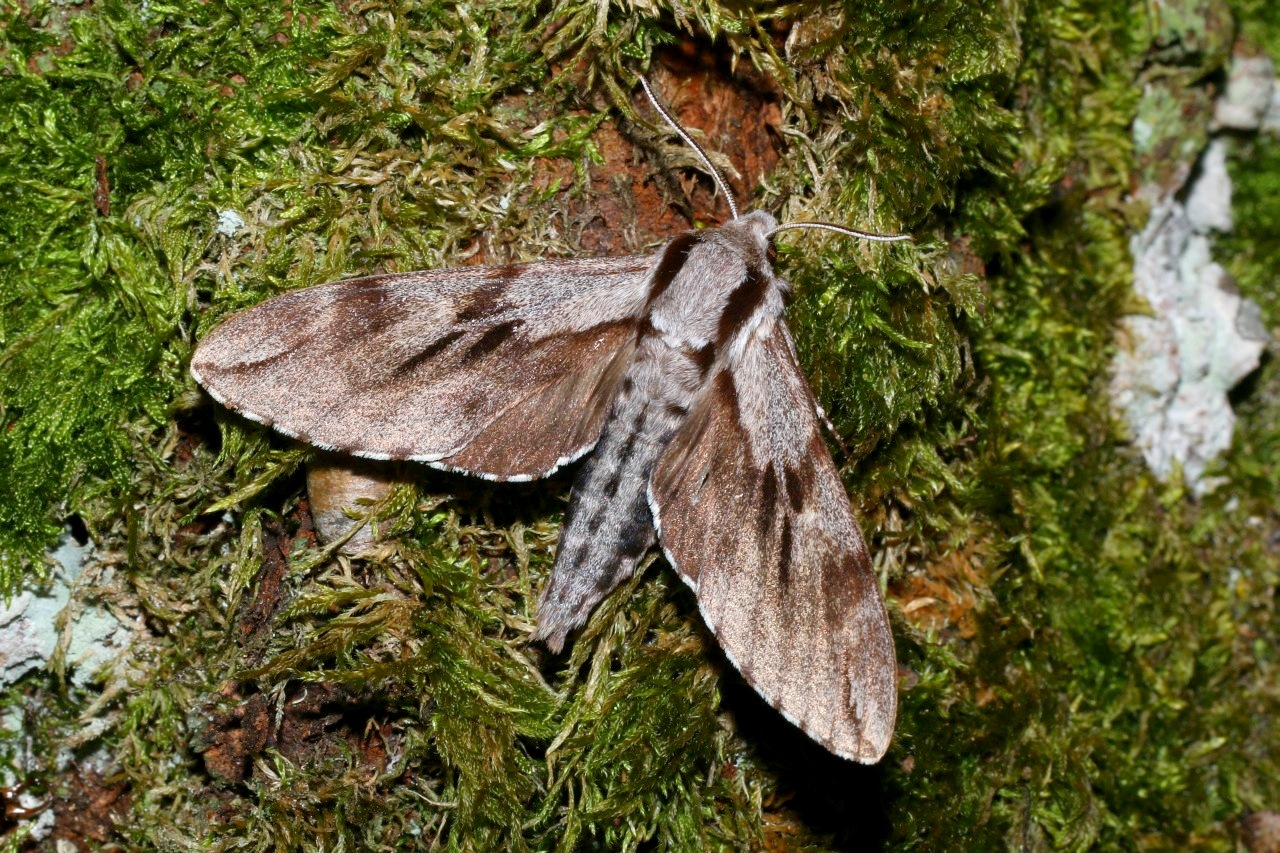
[726,208,780,249]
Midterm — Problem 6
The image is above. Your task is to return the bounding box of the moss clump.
[1,0,1278,849]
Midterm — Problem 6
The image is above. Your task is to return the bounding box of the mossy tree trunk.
[1,0,1278,850]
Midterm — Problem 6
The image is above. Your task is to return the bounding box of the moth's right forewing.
[192,255,656,479]
[650,321,897,762]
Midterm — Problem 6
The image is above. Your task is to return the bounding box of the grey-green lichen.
[1,0,1277,849]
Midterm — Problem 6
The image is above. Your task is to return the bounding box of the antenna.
[638,76,740,221]
[769,221,911,243]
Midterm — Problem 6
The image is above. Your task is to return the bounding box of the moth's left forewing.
[191,255,655,480]
[649,319,897,762]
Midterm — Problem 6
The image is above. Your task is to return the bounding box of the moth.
[191,77,905,762]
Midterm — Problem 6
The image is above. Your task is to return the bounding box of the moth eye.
[766,241,778,266]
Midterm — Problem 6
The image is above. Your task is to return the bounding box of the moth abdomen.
[533,326,706,648]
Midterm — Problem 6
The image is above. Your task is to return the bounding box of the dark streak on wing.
[715,263,770,347]
[673,370,732,474]
[714,368,740,419]
[465,319,523,359]
[392,329,466,377]
[218,336,310,375]
[436,316,638,477]
[455,276,514,321]
[645,233,702,306]
[821,552,850,632]
[334,280,392,306]
[484,264,522,280]
[336,281,401,337]
[801,427,823,460]
[842,667,862,733]
[758,462,778,538]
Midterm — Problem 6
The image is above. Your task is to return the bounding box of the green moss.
[2,0,1278,849]
[0,0,342,590]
